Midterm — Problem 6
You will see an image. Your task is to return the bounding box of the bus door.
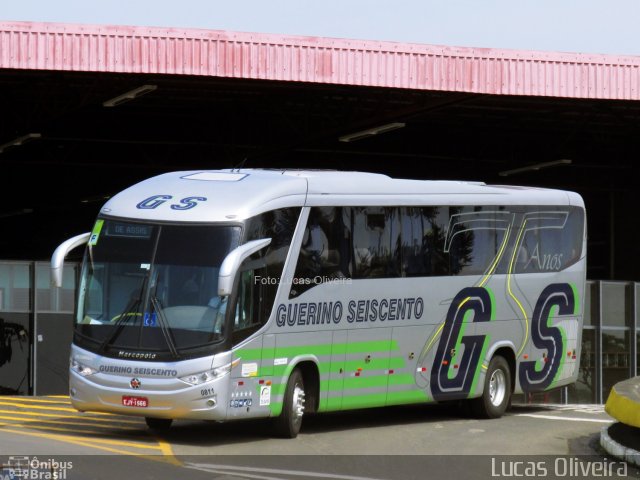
[324,330,347,411]
[392,325,434,404]
[344,328,391,410]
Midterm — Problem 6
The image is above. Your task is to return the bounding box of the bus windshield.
[75,219,241,359]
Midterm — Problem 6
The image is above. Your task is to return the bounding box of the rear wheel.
[471,355,511,418]
[273,368,305,438]
[145,417,173,431]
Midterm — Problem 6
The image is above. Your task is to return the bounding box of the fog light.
[207,398,217,407]
[70,388,77,397]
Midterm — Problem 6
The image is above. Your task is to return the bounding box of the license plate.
[122,396,148,407]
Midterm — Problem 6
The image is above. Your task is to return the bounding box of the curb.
[605,381,640,428]
[600,424,640,467]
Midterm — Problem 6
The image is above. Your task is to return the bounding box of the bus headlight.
[179,360,237,386]
[70,357,98,377]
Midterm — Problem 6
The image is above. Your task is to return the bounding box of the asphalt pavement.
[1,396,639,480]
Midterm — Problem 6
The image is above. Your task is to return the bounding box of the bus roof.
[99,169,584,222]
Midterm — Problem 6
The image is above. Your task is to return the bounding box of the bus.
[51,169,586,437]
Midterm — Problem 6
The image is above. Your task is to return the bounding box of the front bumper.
[69,369,229,420]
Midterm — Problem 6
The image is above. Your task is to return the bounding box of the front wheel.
[273,368,305,438]
[471,355,511,419]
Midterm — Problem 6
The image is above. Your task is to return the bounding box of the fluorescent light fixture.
[0,208,34,218]
[339,122,406,142]
[103,84,157,107]
[0,133,41,154]
[80,195,111,204]
[498,159,572,177]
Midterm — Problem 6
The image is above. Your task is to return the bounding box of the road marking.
[0,397,71,405]
[525,404,605,414]
[187,463,389,480]
[0,396,181,466]
[0,408,144,424]
[0,422,162,450]
[187,469,283,480]
[0,426,165,458]
[514,413,613,423]
[0,400,115,413]
[0,414,138,430]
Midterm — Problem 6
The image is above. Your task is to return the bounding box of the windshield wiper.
[149,295,180,359]
[98,276,147,353]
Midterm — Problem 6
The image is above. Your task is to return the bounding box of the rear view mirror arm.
[51,232,90,287]
[218,238,271,296]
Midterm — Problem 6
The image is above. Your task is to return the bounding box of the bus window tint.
[234,270,257,330]
[292,205,583,293]
[446,207,508,276]
[401,207,448,277]
[234,208,300,340]
[515,207,584,273]
[352,207,401,279]
[292,207,352,297]
[564,208,585,265]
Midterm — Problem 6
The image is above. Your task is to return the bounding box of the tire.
[273,368,306,438]
[471,355,511,419]
[145,417,173,431]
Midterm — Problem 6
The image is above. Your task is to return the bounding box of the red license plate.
[122,396,148,407]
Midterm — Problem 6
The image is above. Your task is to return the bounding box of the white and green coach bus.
[51,169,586,437]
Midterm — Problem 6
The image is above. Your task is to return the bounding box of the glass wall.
[601,330,632,400]
[0,262,31,312]
[0,261,78,395]
[0,262,32,394]
[601,282,627,327]
[35,262,76,313]
[600,282,632,402]
[574,328,597,403]
[637,334,639,378]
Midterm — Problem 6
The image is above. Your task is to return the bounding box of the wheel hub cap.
[292,385,305,420]
[489,369,506,407]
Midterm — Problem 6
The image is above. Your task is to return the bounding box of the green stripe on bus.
[569,282,580,316]
[388,373,416,387]
[322,377,386,390]
[345,340,399,354]
[339,357,404,371]
[268,357,406,378]
[269,402,283,416]
[341,393,387,410]
[339,389,429,410]
[319,373,414,391]
[236,339,401,362]
[386,389,430,405]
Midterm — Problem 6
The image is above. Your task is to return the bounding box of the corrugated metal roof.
[1,21,639,100]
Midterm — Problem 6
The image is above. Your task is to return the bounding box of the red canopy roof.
[1,20,639,100]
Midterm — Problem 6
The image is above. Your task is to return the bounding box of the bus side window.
[234,270,255,330]
[230,269,262,345]
[512,207,584,274]
[446,207,506,276]
[245,206,300,319]
[291,207,352,297]
[352,207,401,279]
[401,207,448,277]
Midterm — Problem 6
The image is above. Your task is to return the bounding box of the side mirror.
[218,238,271,296]
[51,232,90,287]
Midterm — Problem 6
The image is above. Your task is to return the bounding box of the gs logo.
[136,195,207,211]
